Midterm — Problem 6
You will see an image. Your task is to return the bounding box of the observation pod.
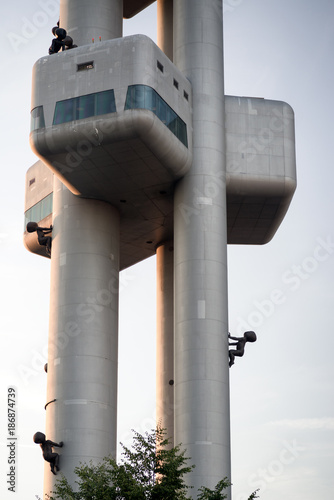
[30,34,192,269]
[225,95,296,244]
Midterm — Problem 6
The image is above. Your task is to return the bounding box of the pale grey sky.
[1,1,333,499]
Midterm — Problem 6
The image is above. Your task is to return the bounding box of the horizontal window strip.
[124,85,188,148]
[53,89,116,125]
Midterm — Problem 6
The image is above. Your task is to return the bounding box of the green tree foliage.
[246,490,260,500]
[197,478,259,500]
[197,478,231,499]
[48,426,259,500]
[49,426,194,500]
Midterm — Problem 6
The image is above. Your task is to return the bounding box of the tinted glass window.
[77,94,95,120]
[53,91,116,125]
[24,193,53,229]
[157,98,167,124]
[124,85,188,148]
[30,106,45,131]
[96,90,116,115]
[54,98,75,124]
[145,87,157,112]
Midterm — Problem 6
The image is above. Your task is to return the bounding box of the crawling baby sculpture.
[228,331,257,367]
[33,432,63,475]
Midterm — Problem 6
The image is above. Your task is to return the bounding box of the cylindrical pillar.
[173,0,231,497]
[44,178,120,496]
[156,242,174,444]
[157,0,173,60]
[59,0,123,47]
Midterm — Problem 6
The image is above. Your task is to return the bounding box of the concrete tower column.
[156,242,174,443]
[44,178,120,496]
[59,0,123,46]
[157,0,173,61]
[173,0,231,496]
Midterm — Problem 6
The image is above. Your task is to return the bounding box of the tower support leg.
[156,242,174,444]
[157,0,173,61]
[173,1,231,496]
[60,0,123,46]
[44,178,120,496]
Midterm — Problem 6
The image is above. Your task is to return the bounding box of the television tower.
[24,1,296,498]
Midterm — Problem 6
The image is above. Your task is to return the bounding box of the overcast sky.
[1,1,334,499]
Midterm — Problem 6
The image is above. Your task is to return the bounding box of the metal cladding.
[24,1,296,499]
